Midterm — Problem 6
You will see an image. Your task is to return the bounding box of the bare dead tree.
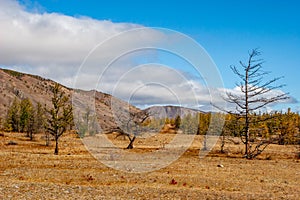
[215,49,289,159]
[110,109,150,149]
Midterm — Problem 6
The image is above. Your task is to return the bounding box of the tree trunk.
[45,133,50,146]
[245,129,250,158]
[29,132,33,141]
[202,134,207,151]
[244,64,250,159]
[220,134,225,153]
[54,137,59,155]
[126,136,136,149]
[278,134,285,145]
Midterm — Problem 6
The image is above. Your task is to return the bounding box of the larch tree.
[5,98,20,132]
[19,98,34,134]
[45,83,73,155]
[27,105,36,140]
[77,106,99,138]
[217,49,289,159]
[28,101,45,141]
[174,115,181,130]
[35,102,45,133]
[110,109,150,149]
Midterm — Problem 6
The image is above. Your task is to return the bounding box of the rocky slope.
[0,68,140,131]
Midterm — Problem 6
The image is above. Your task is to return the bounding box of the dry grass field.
[0,131,299,199]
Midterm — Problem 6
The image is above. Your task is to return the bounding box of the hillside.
[0,68,207,133]
[0,68,140,131]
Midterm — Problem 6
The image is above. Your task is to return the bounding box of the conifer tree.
[45,83,73,155]
[19,98,33,134]
[174,115,181,130]
[5,98,20,132]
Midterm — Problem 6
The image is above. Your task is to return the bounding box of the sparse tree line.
[2,83,73,154]
[147,110,300,159]
[3,98,45,140]
[149,110,300,145]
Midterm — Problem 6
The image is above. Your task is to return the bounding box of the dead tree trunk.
[54,137,59,155]
[214,49,289,159]
[127,136,136,149]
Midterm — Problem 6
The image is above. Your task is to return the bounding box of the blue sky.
[1,0,300,111]
[34,1,299,80]
[34,0,299,83]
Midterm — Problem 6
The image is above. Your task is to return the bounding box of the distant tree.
[45,83,73,155]
[197,112,210,150]
[147,117,164,132]
[276,108,299,145]
[27,105,36,140]
[28,102,45,141]
[164,117,170,124]
[197,113,208,135]
[35,102,45,133]
[181,113,198,134]
[216,49,289,159]
[110,109,150,149]
[169,118,175,126]
[77,106,99,138]
[223,114,243,138]
[19,98,33,134]
[174,115,181,130]
[4,98,20,132]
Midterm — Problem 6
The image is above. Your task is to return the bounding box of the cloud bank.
[0,0,141,82]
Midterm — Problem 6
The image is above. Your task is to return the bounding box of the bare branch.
[214,48,289,159]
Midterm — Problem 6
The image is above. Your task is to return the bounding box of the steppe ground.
[0,132,299,199]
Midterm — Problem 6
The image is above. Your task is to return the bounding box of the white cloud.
[220,85,297,113]
[0,0,144,79]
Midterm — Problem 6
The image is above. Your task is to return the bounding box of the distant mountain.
[0,68,140,131]
[144,105,203,119]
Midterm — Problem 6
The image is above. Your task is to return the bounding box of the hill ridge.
[0,68,140,131]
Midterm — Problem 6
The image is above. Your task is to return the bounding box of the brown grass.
[0,132,299,199]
